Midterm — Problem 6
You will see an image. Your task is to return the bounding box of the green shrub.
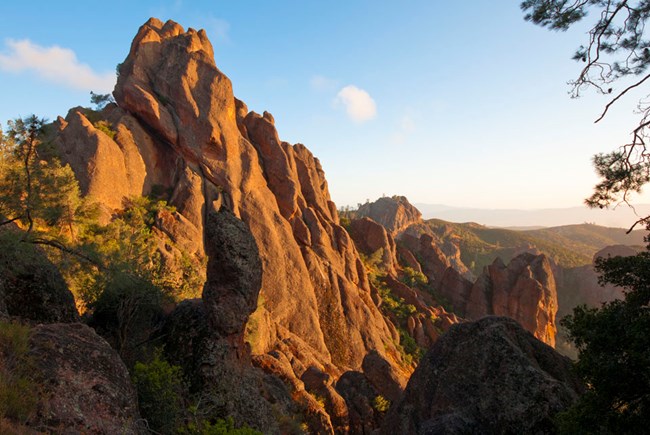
[399,266,428,289]
[93,120,116,140]
[397,328,423,366]
[180,416,262,435]
[132,352,183,433]
[372,395,391,413]
[0,322,37,423]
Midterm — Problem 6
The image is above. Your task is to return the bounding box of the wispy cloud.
[390,111,418,144]
[0,39,115,92]
[310,75,338,92]
[335,85,377,123]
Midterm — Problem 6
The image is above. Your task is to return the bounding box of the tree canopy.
[556,241,650,433]
[521,0,650,224]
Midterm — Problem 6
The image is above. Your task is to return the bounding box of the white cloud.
[0,39,115,92]
[310,75,338,91]
[335,85,377,122]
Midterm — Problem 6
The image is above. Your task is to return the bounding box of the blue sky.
[1,1,647,214]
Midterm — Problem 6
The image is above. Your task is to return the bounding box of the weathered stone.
[336,371,385,434]
[349,217,397,274]
[0,231,79,324]
[361,350,407,403]
[203,209,262,338]
[382,317,583,435]
[356,196,423,236]
[467,253,558,346]
[28,323,142,434]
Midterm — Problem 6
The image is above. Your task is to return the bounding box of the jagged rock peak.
[53,17,403,378]
[357,195,423,235]
[467,252,558,346]
[127,18,214,65]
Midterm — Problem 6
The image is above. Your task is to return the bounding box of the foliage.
[377,284,417,320]
[337,205,358,231]
[0,116,86,237]
[180,416,262,435]
[399,266,428,289]
[359,248,385,281]
[89,91,114,110]
[81,197,179,359]
[521,0,650,217]
[556,246,650,433]
[0,322,37,424]
[359,246,423,365]
[132,351,184,433]
[372,395,391,413]
[93,120,117,140]
[397,328,423,366]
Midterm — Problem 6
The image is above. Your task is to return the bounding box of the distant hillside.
[426,220,646,273]
[415,203,650,229]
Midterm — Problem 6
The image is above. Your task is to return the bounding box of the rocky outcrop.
[357,196,424,236]
[170,210,281,431]
[348,217,397,274]
[27,323,142,433]
[335,371,386,434]
[361,350,407,403]
[466,253,558,346]
[202,210,262,340]
[0,229,79,324]
[400,232,557,346]
[382,317,582,434]
[52,17,399,375]
[352,197,558,347]
[160,210,341,434]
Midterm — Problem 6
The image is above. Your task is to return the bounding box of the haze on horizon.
[2,1,649,219]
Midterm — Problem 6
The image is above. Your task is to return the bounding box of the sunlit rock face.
[467,253,558,346]
[53,18,403,376]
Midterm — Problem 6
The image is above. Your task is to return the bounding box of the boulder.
[0,231,79,324]
[382,316,583,434]
[27,323,142,434]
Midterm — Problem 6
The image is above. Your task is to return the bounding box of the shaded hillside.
[426,219,645,274]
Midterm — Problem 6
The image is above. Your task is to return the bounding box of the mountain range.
[414,202,650,229]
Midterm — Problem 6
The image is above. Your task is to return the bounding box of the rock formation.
[355,197,559,347]
[348,217,398,275]
[467,253,558,346]
[51,18,402,377]
[27,323,142,433]
[357,195,424,236]
[382,317,583,434]
[0,228,79,323]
